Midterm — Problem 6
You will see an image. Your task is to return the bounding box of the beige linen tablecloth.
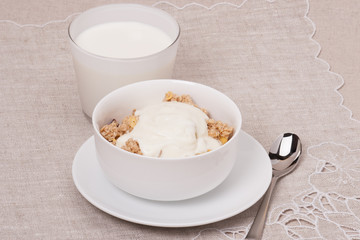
[1,0,359,239]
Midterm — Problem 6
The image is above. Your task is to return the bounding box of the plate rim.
[72,130,272,227]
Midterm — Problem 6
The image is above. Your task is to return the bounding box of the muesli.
[100,92,234,157]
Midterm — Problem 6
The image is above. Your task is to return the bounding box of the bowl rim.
[92,79,242,162]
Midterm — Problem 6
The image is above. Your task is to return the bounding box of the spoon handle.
[245,176,279,240]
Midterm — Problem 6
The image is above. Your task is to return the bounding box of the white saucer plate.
[72,130,272,227]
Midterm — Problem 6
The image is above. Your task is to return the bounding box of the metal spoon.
[245,133,302,240]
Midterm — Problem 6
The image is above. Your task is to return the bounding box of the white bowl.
[92,79,242,201]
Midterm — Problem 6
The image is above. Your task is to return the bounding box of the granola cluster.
[121,138,142,155]
[100,110,139,147]
[206,119,234,144]
[164,91,208,116]
[100,92,234,155]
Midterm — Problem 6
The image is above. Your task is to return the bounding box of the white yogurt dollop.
[116,102,221,158]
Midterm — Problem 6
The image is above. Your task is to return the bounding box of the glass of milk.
[68,4,180,117]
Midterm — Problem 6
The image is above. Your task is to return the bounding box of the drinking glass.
[68,4,180,117]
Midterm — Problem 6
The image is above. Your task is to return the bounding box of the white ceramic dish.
[92,79,242,201]
[72,130,272,227]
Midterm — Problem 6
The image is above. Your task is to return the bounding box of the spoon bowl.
[269,133,302,177]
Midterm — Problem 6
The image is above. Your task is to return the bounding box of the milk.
[71,21,178,117]
[75,22,173,59]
